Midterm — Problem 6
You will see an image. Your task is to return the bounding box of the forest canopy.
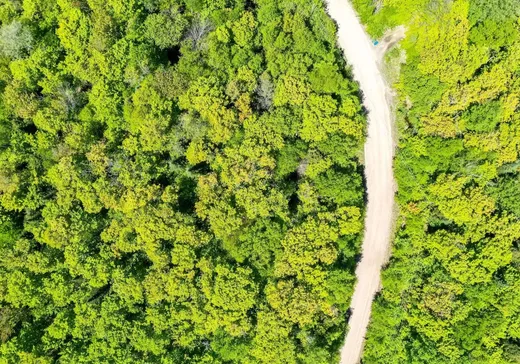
[352,0,520,363]
[0,0,367,363]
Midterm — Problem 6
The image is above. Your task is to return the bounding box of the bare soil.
[323,1,404,363]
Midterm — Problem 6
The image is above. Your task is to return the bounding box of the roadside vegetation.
[0,0,369,362]
[352,0,520,362]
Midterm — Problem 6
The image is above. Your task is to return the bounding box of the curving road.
[323,1,399,363]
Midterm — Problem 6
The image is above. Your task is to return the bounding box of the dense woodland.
[0,0,368,362]
[352,0,520,363]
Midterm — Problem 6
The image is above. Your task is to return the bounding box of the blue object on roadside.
[373,40,379,46]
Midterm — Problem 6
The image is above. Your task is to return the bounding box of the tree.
[0,21,33,59]
[0,0,368,361]
[144,7,188,49]
[354,0,520,360]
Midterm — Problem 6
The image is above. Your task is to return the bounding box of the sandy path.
[323,1,399,363]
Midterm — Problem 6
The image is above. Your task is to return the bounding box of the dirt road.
[323,1,401,363]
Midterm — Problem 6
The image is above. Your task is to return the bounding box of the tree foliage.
[0,0,366,362]
[353,0,520,362]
